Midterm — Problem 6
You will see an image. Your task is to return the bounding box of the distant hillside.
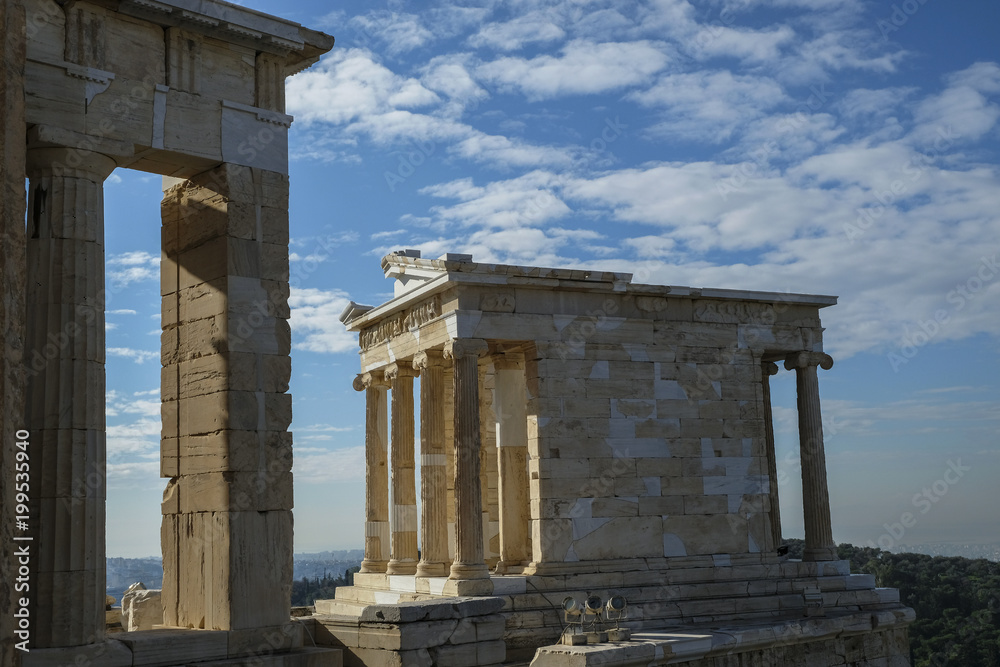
[105,551,363,607]
[784,539,1000,667]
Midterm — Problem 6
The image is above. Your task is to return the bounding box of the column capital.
[26,147,117,182]
[784,351,833,372]
[384,362,419,381]
[413,348,445,371]
[444,338,488,361]
[492,350,525,371]
[354,371,388,391]
[762,361,780,377]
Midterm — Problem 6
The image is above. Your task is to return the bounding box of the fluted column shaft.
[386,363,418,575]
[761,361,782,551]
[446,339,490,580]
[494,354,530,569]
[25,147,116,647]
[414,350,449,577]
[785,351,837,562]
[357,372,389,573]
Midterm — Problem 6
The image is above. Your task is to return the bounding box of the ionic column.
[784,351,837,562]
[356,372,389,573]
[761,361,782,551]
[414,350,449,577]
[445,339,490,580]
[385,362,418,575]
[494,353,530,570]
[478,358,499,565]
[25,147,116,647]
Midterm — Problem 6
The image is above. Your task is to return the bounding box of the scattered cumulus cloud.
[288,287,358,354]
[108,347,159,364]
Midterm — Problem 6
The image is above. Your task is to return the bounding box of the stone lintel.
[346,255,837,334]
[117,0,334,65]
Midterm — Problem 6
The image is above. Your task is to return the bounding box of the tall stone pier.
[0,0,336,664]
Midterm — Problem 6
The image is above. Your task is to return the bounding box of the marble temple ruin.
[314,251,915,666]
[0,0,915,665]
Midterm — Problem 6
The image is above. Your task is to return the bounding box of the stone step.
[316,599,369,617]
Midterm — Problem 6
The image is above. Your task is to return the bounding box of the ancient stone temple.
[315,251,914,666]
[0,0,338,664]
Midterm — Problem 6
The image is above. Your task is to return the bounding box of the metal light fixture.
[582,595,608,644]
[606,595,631,641]
[560,597,587,645]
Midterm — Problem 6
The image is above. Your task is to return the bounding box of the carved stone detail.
[359,295,441,350]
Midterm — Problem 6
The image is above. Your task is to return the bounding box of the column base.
[449,561,490,581]
[415,560,449,577]
[442,577,494,596]
[359,559,388,574]
[386,559,417,575]
[803,546,839,562]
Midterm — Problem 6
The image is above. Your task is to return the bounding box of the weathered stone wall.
[160,162,294,631]
[515,296,821,567]
[0,0,26,663]
[530,623,911,666]
[678,626,911,667]
[315,597,507,667]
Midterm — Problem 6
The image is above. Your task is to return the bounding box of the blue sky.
[100,0,999,557]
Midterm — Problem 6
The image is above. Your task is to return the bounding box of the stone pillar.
[414,350,449,577]
[478,359,499,565]
[1,0,26,661]
[493,353,530,570]
[385,362,418,575]
[444,363,456,560]
[784,351,837,562]
[356,372,389,574]
[445,339,490,581]
[160,164,295,633]
[761,361,782,550]
[24,147,116,647]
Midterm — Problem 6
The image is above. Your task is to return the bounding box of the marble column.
[493,353,530,570]
[414,350,449,577]
[478,358,499,565]
[385,362,418,575]
[761,361,782,551]
[784,351,837,562]
[356,372,389,573]
[25,147,116,647]
[445,339,490,580]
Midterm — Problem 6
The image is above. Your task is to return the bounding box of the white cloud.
[288,287,358,354]
[631,71,786,143]
[108,347,159,364]
[287,48,580,169]
[107,251,158,286]
[349,12,435,57]
[468,10,566,51]
[911,62,1000,146]
[478,40,670,100]
[293,445,366,484]
[106,462,161,491]
[420,172,571,231]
